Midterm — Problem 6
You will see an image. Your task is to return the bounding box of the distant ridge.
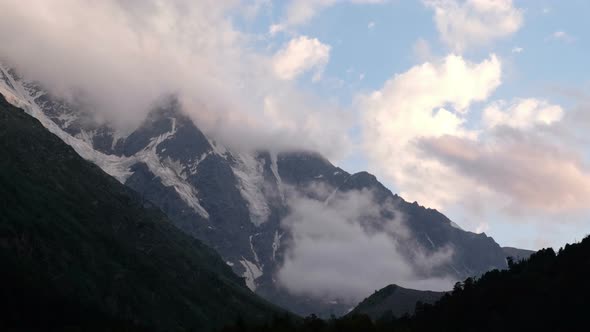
[349,284,445,320]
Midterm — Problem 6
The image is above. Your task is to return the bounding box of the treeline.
[220,235,590,332]
[218,313,405,332]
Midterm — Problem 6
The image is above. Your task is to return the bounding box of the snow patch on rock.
[240,258,263,291]
[270,152,285,201]
[272,231,283,261]
[0,64,211,219]
[232,153,271,226]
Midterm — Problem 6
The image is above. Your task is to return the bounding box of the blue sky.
[232,0,590,250]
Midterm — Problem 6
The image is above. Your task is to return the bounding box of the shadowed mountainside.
[0,95,285,331]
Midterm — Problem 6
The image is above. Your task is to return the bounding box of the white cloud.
[360,54,501,209]
[511,46,524,53]
[270,0,387,34]
[423,0,524,52]
[0,0,351,159]
[278,187,455,302]
[548,31,576,43]
[361,52,590,230]
[368,21,376,29]
[483,98,564,130]
[272,36,331,81]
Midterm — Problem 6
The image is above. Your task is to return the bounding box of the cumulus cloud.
[272,36,331,81]
[360,52,590,229]
[0,0,352,158]
[423,0,523,52]
[278,186,455,302]
[360,54,501,209]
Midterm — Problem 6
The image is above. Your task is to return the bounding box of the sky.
[0,0,589,251]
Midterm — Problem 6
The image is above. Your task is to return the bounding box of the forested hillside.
[0,95,284,331]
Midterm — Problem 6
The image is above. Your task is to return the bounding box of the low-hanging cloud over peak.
[0,0,352,159]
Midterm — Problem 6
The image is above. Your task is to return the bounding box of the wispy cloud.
[547,31,576,43]
[270,0,387,35]
[511,46,524,53]
[423,0,524,52]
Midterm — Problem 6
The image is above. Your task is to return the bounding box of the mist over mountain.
[2,1,589,331]
[1,64,514,316]
[220,235,590,332]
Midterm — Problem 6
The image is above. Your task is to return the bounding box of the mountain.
[0,64,515,316]
[220,236,590,332]
[502,246,535,261]
[0,94,284,331]
[349,284,445,320]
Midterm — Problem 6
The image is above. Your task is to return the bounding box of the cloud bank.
[0,0,351,158]
[360,54,501,210]
[278,186,455,302]
[360,53,590,231]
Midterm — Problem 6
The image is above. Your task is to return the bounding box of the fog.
[278,185,455,303]
[0,0,352,158]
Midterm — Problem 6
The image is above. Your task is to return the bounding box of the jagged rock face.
[0,64,508,316]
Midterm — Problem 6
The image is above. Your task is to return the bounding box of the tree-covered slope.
[408,235,590,332]
[0,95,284,331]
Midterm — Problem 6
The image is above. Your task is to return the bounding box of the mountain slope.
[502,246,534,261]
[349,284,445,320]
[0,95,284,331]
[0,64,515,316]
[221,236,590,332]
